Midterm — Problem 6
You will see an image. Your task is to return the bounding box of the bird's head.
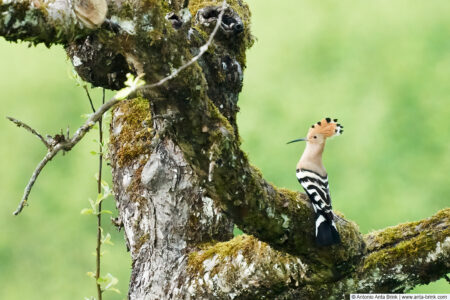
[287,117,343,145]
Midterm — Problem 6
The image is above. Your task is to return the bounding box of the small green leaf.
[86,271,96,279]
[101,181,111,194]
[96,193,103,203]
[90,151,98,155]
[88,198,98,214]
[115,73,146,100]
[115,88,132,100]
[102,273,120,294]
[95,193,107,206]
[97,276,107,284]
[81,208,94,215]
[101,233,114,245]
[101,210,113,215]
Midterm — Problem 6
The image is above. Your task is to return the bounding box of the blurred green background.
[1,0,449,298]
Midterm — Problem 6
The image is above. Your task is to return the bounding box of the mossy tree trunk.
[1,0,449,299]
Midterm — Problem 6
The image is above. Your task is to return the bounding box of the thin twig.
[6,117,49,148]
[95,88,105,300]
[12,98,119,215]
[11,0,227,215]
[84,87,104,299]
[84,85,96,112]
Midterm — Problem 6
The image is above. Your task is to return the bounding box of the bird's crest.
[308,117,343,138]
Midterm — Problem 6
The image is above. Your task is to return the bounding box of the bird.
[287,117,343,246]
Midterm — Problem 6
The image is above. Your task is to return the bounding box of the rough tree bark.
[1,0,449,299]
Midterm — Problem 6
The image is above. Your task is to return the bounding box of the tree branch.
[9,97,120,215]
[186,235,309,299]
[319,208,450,298]
[359,208,450,292]
[185,209,450,298]
[0,0,91,45]
[8,0,228,215]
[6,117,49,148]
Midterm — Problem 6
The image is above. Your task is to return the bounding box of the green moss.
[109,98,152,204]
[207,98,237,142]
[110,97,152,167]
[188,234,263,273]
[362,208,450,271]
[135,233,150,252]
[112,0,135,19]
[188,0,218,16]
[366,208,449,252]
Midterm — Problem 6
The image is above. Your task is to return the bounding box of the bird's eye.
[313,136,317,139]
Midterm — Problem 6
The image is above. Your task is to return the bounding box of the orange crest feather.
[308,117,343,138]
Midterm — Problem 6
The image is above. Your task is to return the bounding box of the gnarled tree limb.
[184,209,449,298]
[356,208,450,294]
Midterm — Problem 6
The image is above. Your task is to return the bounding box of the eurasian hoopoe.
[288,117,343,246]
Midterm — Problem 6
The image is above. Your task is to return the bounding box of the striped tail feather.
[315,214,340,246]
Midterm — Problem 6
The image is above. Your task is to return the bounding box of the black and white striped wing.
[296,168,341,246]
[296,168,333,219]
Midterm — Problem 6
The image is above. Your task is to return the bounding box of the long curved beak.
[286,138,306,144]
